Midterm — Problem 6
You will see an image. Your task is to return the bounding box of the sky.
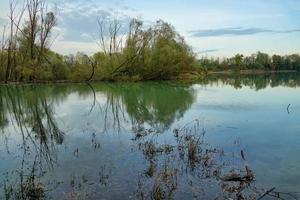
[0,0,300,57]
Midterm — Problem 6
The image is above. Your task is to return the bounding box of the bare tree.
[0,26,6,51]
[39,1,57,59]
[92,16,124,80]
[5,0,25,82]
[1,0,57,82]
[96,17,153,77]
[96,16,123,56]
[26,0,40,61]
[97,17,107,55]
[0,26,7,81]
[13,0,57,80]
[110,19,153,76]
[5,0,16,82]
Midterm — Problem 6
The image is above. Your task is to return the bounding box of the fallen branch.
[287,104,291,114]
[86,57,96,82]
[258,187,276,200]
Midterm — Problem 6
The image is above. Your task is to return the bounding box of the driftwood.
[221,166,254,182]
[241,150,246,160]
[257,187,276,200]
[86,57,96,82]
[287,104,291,114]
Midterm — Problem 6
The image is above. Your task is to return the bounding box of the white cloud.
[52,41,99,55]
[186,32,300,58]
[80,33,93,41]
[1,0,294,57]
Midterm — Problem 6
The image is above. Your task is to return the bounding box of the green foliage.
[120,20,197,80]
[0,7,298,83]
[62,20,199,82]
[198,52,300,72]
[0,51,7,80]
[49,54,70,81]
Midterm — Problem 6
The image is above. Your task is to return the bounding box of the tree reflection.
[0,86,65,165]
[204,72,300,90]
[4,157,45,200]
[0,85,65,200]
[0,82,196,199]
[0,77,299,199]
[132,122,293,200]
[94,82,196,133]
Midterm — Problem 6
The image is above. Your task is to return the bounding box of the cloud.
[52,40,99,55]
[198,49,219,54]
[0,17,8,26]
[80,33,93,40]
[121,6,137,12]
[278,29,300,33]
[54,0,133,42]
[188,27,300,37]
[0,17,9,38]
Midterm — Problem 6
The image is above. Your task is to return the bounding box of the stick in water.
[287,104,291,114]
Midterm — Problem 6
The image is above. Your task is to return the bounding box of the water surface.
[0,73,300,199]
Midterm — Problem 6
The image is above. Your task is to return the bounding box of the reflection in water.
[133,124,259,199]
[4,158,45,200]
[0,86,64,163]
[0,86,66,200]
[98,82,196,133]
[206,73,300,90]
[0,74,299,199]
[0,82,197,199]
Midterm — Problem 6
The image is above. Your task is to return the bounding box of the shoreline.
[208,70,298,75]
[0,70,298,86]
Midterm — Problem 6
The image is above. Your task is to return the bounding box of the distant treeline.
[198,52,300,72]
[205,72,300,90]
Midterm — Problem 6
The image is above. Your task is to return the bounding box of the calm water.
[0,73,300,199]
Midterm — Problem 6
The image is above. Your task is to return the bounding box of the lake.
[0,73,300,200]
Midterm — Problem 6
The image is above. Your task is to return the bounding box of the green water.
[0,73,300,199]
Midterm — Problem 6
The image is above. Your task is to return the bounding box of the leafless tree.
[91,16,123,81]
[5,0,25,82]
[96,16,123,56]
[39,1,57,59]
[110,19,153,76]
[0,26,7,75]
[8,0,57,80]
[26,0,40,60]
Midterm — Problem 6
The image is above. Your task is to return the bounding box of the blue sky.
[0,0,300,57]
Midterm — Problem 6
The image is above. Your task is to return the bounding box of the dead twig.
[287,104,291,114]
[258,187,276,200]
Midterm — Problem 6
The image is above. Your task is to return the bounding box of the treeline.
[0,0,200,83]
[0,0,299,83]
[67,19,200,81]
[199,52,300,72]
[205,73,300,90]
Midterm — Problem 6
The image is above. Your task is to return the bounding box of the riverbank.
[208,69,298,75]
[0,70,298,85]
[0,71,206,85]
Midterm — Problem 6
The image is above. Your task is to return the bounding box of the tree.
[234,54,244,70]
[26,0,40,61]
[271,55,283,71]
[39,8,57,60]
[5,0,25,82]
[256,52,270,70]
